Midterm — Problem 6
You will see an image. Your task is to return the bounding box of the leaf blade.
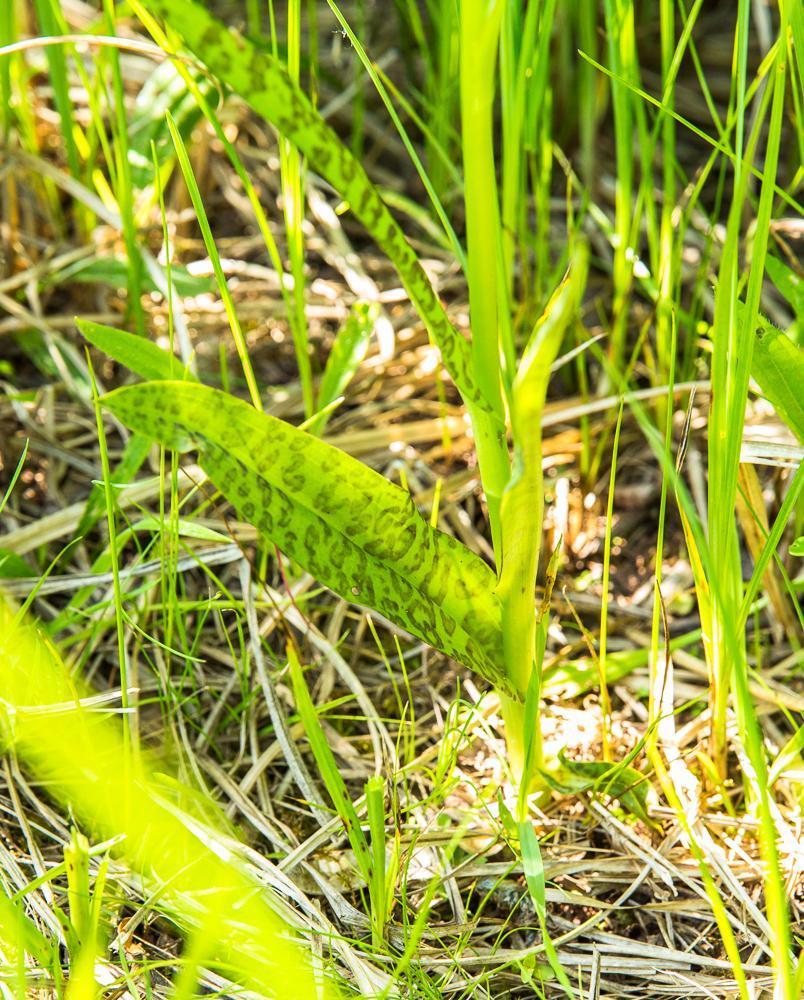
[102,381,510,694]
[752,316,804,442]
[77,319,196,383]
[307,300,377,436]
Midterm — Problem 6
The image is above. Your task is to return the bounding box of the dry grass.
[0,1,802,997]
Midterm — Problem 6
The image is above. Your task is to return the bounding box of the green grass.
[0,1,802,997]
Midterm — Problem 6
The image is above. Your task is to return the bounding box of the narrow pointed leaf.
[102,381,511,695]
[77,319,197,383]
[307,301,377,436]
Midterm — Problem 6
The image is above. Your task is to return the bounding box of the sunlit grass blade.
[597,399,624,762]
[165,111,262,410]
[365,774,390,949]
[89,354,134,753]
[602,0,638,367]
[326,0,466,271]
[0,601,333,998]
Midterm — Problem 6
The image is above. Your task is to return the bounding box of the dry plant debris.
[0,1,802,998]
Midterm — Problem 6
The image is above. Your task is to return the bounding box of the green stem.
[497,246,589,780]
[460,0,509,555]
[467,402,509,559]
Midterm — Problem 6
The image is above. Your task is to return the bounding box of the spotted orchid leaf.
[102,381,511,696]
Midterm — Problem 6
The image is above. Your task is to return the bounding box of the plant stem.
[460,0,509,557]
[497,246,588,778]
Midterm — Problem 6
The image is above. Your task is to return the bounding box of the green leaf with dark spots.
[102,381,511,695]
[542,749,656,828]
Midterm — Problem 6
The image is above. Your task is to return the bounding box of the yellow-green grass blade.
[276,0,313,419]
[0,601,334,998]
[327,1,465,270]
[102,381,511,695]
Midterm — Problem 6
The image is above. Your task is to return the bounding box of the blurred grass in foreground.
[0,598,332,999]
